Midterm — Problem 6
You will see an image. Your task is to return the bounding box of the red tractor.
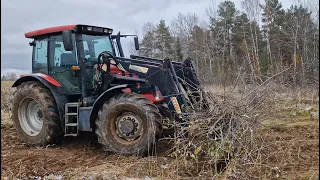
[11,24,209,156]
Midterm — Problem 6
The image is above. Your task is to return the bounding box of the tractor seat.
[54,53,79,92]
[61,53,77,67]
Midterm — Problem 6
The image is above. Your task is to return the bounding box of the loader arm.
[129,55,209,111]
[105,54,208,114]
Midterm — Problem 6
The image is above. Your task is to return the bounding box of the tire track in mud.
[1,126,172,178]
[1,127,119,177]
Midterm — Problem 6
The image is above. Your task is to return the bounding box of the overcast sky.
[1,0,294,76]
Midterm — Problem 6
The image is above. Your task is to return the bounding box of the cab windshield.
[82,34,114,61]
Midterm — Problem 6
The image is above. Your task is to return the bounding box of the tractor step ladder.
[64,102,80,136]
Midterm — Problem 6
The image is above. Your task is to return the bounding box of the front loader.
[11,24,210,156]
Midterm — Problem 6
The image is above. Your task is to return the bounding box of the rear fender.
[89,84,130,130]
[13,73,62,88]
[12,75,68,130]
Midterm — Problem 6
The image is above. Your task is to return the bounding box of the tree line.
[134,0,319,86]
[1,72,18,81]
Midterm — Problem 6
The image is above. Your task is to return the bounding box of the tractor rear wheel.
[95,93,162,156]
[11,81,62,146]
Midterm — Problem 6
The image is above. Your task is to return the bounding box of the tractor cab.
[25,24,139,96]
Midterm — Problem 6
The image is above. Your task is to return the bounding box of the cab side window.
[33,38,48,74]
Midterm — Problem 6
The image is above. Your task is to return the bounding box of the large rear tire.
[11,81,62,146]
[95,93,162,156]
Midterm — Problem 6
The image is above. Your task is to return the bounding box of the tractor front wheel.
[95,93,162,156]
[11,81,62,146]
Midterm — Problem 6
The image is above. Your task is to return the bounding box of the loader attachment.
[130,55,210,113]
[110,31,210,114]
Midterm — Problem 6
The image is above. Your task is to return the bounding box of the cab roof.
[25,24,113,38]
[25,25,77,38]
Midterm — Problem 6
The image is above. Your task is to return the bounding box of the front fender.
[89,84,130,130]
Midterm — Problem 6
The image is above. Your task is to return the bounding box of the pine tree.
[154,20,174,59]
[232,12,265,82]
[139,30,156,58]
[281,5,318,83]
[209,0,238,80]
[260,0,286,71]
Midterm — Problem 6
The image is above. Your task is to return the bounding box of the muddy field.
[1,81,319,179]
[1,127,174,179]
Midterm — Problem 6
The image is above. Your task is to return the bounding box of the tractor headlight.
[104,29,113,34]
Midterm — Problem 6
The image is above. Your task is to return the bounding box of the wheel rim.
[18,97,43,136]
[111,112,144,145]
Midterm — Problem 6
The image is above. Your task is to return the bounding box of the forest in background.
[132,0,319,86]
[1,72,18,81]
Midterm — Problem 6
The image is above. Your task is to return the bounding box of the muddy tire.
[95,93,162,156]
[11,81,62,146]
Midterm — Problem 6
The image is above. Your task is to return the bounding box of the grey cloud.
[1,53,31,70]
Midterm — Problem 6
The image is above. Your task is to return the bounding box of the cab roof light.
[103,28,113,34]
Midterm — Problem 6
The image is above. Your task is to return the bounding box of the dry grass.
[1,81,14,128]
[1,80,319,179]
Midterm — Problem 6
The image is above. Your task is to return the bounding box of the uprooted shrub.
[159,84,276,178]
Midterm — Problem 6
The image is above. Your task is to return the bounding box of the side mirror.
[62,30,73,51]
[29,41,36,46]
[134,37,139,50]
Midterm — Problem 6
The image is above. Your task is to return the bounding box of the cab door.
[47,34,81,93]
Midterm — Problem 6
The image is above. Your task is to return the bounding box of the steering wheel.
[98,51,116,65]
[92,51,116,94]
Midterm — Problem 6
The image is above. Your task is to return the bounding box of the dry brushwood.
[158,81,278,177]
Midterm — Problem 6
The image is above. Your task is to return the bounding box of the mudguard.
[89,84,130,130]
[12,74,69,130]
